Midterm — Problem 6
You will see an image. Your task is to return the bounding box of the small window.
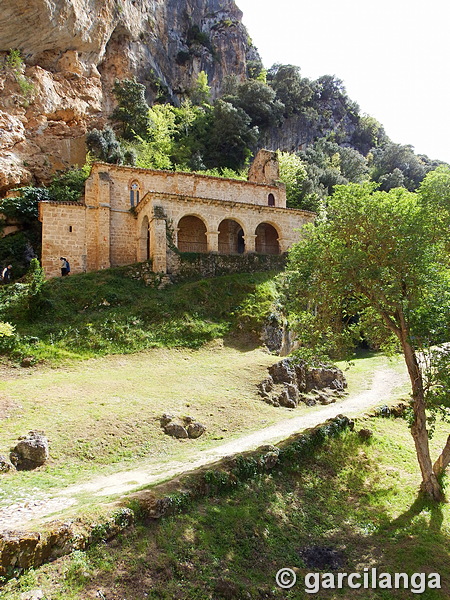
[69,225,73,232]
[268,193,275,206]
[130,181,140,207]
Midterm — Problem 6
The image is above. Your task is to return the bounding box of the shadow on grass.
[39,428,448,600]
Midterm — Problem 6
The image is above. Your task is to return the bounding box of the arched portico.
[218,219,246,254]
[255,222,280,254]
[177,215,208,253]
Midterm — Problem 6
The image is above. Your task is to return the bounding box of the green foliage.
[6,48,23,71]
[189,70,211,106]
[48,166,90,203]
[351,114,389,155]
[277,151,308,209]
[370,142,429,191]
[86,126,134,165]
[5,48,35,103]
[267,64,313,117]
[296,138,369,209]
[0,187,46,224]
[224,79,283,129]
[284,182,450,355]
[201,100,258,170]
[110,78,151,140]
[134,104,178,170]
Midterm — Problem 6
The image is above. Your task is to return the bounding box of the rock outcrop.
[258,357,347,408]
[0,0,258,192]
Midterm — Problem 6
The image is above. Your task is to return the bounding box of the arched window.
[268,193,275,206]
[130,181,140,207]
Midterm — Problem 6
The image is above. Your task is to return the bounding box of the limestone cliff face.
[0,0,257,192]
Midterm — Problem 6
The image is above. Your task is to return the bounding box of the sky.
[236,0,450,163]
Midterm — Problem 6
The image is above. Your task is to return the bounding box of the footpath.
[0,364,408,530]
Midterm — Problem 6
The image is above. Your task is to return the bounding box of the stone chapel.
[38,150,315,278]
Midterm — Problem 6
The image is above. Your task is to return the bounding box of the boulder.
[277,389,297,409]
[10,431,49,470]
[305,366,347,392]
[0,454,15,472]
[187,422,206,439]
[358,428,373,441]
[268,358,296,385]
[159,413,175,427]
[164,422,188,439]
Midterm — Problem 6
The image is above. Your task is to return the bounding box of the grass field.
[0,347,409,515]
[0,269,279,363]
[2,416,448,600]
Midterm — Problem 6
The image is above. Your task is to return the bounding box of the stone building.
[38,150,315,278]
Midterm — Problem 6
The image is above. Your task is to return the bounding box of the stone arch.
[255,222,280,255]
[177,215,208,253]
[129,180,141,207]
[218,218,245,254]
[138,215,150,261]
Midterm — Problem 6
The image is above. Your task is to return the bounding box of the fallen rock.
[358,428,373,441]
[277,389,297,409]
[187,422,206,439]
[10,431,49,470]
[259,357,347,409]
[159,413,175,427]
[164,422,188,439]
[0,454,15,472]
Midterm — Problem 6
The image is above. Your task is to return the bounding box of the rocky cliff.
[0,0,258,193]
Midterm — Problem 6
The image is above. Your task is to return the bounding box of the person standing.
[60,257,70,276]
[1,264,12,283]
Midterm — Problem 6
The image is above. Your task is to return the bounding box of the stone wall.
[168,250,286,280]
[38,201,87,276]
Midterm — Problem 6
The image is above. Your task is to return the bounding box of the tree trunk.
[433,435,450,478]
[400,336,445,502]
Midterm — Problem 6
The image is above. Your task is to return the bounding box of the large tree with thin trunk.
[284,181,450,501]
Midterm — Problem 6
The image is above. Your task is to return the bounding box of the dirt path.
[0,364,407,530]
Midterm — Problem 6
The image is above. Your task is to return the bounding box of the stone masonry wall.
[39,202,86,277]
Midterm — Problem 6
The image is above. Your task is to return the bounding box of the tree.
[224,79,283,129]
[189,71,211,106]
[267,64,313,117]
[110,78,151,140]
[284,182,450,501]
[277,152,309,209]
[371,142,428,191]
[201,100,259,171]
[86,126,127,165]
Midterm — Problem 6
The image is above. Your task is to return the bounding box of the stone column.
[206,230,219,252]
[243,234,257,253]
[150,217,167,273]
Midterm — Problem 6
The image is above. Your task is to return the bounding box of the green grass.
[2,417,448,599]
[0,268,280,363]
